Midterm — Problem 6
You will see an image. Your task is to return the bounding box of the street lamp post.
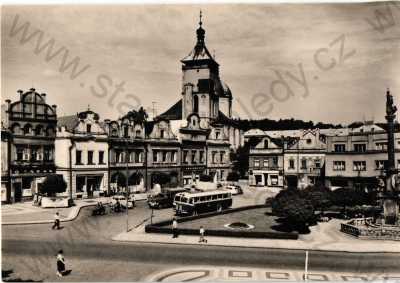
[125,140,129,232]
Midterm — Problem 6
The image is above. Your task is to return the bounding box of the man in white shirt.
[172,218,178,238]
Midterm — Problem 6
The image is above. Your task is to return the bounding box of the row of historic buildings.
[1,17,244,203]
[247,122,400,191]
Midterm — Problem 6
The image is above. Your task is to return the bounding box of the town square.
[1,2,400,282]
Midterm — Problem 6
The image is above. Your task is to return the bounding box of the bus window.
[212,195,218,200]
[175,196,181,202]
[194,197,199,203]
[200,196,206,202]
[181,197,187,203]
[189,198,193,204]
[223,194,228,198]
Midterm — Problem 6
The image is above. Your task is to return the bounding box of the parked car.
[223,185,243,195]
[111,195,134,209]
[148,187,187,209]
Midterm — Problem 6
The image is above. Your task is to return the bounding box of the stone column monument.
[384,89,399,225]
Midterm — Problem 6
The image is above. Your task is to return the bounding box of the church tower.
[181,12,232,127]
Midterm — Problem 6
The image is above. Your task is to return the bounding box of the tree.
[272,188,315,233]
[39,174,67,197]
[302,185,332,214]
[330,188,367,214]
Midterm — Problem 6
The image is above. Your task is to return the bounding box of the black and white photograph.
[1,1,400,282]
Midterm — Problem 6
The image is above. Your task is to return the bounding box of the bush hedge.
[145,204,298,240]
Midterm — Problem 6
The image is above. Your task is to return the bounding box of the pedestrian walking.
[56,250,65,277]
[199,226,207,243]
[52,212,61,230]
[172,218,178,238]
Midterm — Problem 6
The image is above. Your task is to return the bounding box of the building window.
[35,125,43,136]
[183,150,189,164]
[212,151,219,164]
[99,151,105,164]
[334,144,346,152]
[314,159,321,168]
[289,159,295,169]
[353,161,366,171]
[193,95,199,113]
[115,150,121,163]
[87,151,94,165]
[301,158,307,169]
[354,144,367,153]
[30,146,39,161]
[216,131,220,139]
[264,140,268,148]
[43,146,53,161]
[135,129,141,138]
[192,150,197,164]
[199,151,204,163]
[86,124,91,133]
[23,124,32,135]
[162,151,168,163]
[306,139,312,144]
[271,156,278,167]
[76,150,82,165]
[123,126,129,138]
[254,159,260,167]
[263,159,269,168]
[270,175,278,186]
[16,146,24,161]
[220,152,225,164]
[160,130,165,139]
[153,151,158,163]
[333,161,346,171]
[375,160,387,170]
[172,151,177,163]
[376,142,388,150]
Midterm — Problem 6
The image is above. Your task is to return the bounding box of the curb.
[1,203,99,225]
[110,232,400,254]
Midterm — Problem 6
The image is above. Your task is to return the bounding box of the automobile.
[148,193,170,209]
[223,185,243,195]
[148,187,187,209]
[111,195,134,209]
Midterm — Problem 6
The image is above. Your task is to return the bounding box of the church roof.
[181,12,219,65]
[158,99,182,121]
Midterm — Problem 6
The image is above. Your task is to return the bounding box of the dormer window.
[264,140,268,148]
[216,131,220,139]
[160,129,165,139]
[123,126,129,138]
[86,124,91,133]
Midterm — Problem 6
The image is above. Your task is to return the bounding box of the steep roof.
[57,115,79,131]
[158,100,182,121]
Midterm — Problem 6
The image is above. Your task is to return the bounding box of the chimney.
[5,99,11,111]
[17,89,23,100]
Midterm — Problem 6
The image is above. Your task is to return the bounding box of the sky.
[2,3,400,125]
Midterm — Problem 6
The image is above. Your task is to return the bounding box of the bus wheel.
[217,205,222,212]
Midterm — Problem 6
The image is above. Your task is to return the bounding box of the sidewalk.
[112,219,400,253]
[1,197,110,225]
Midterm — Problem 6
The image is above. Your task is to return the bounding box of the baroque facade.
[2,89,57,202]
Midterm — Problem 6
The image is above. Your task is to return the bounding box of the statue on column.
[386,90,397,117]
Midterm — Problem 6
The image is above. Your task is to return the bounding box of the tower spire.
[196,10,205,46]
[199,10,202,27]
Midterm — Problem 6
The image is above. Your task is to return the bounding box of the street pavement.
[2,188,400,281]
[3,201,400,282]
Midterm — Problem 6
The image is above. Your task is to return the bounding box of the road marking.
[146,266,400,282]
